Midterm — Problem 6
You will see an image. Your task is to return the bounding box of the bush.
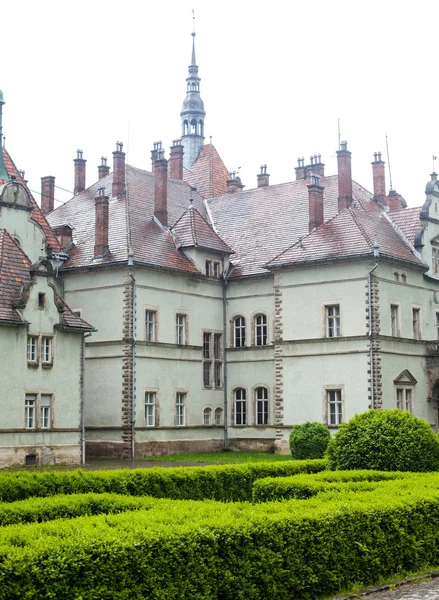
[326,409,439,472]
[289,421,331,459]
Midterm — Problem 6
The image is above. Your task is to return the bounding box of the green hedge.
[252,470,404,502]
[0,459,327,503]
[2,475,439,598]
[0,493,158,526]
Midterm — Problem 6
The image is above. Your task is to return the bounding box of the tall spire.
[0,91,9,181]
[180,20,206,171]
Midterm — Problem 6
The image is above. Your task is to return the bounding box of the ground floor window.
[176,392,186,426]
[326,389,343,426]
[25,393,52,429]
[144,392,156,427]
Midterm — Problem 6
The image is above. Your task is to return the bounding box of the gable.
[393,369,417,385]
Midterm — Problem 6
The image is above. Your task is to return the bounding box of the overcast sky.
[1,0,438,209]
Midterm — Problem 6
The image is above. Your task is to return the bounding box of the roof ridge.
[349,208,375,249]
[189,206,197,245]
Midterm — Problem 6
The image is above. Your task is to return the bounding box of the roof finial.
[191,9,196,65]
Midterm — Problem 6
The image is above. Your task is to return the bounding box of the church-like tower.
[181,31,206,170]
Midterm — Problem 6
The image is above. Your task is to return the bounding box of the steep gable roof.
[183,144,229,198]
[266,208,426,269]
[388,207,422,246]
[172,205,232,253]
[0,229,31,323]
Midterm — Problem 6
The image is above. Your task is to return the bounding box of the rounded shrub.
[289,421,331,460]
[326,409,439,472]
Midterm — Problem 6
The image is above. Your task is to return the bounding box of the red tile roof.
[388,207,422,246]
[0,229,31,323]
[173,205,232,253]
[183,144,229,198]
[266,208,425,269]
[2,149,61,253]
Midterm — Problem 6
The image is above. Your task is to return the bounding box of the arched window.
[200,120,204,136]
[255,387,268,425]
[203,407,212,425]
[190,119,197,134]
[234,388,246,425]
[183,120,188,136]
[233,316,246,347]
[215,407,223,425]
[254,314,267,346]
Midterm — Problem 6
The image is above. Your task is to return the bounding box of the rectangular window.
[396,387,413,412]
[41,337,52,364]
[203,332,211,359]
[176,314,187,345]
[255,314,268,346]
[213,262,220,278]
[203,361,211,387]
[327,390,343,426]
[214,333,222,360]
[145,311,156,342]
[325,305,340,338]
[214,362,222,388]
[412,308,421,340]
[144,392,156,427]
[176,392,186,426]
[25,394,36,429]
[40,394,51,429]
[205,260,212,277]
[27,336,38,363]
[390,304,399,337]
[256,387,269,425]
[433,248,439,274]
[203,332,222,388]
[38,293,45,310]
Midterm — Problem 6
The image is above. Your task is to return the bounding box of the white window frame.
[25,394,36,429]
[176,391,187,426]
[214,407,223,425]
[176,314,187,345]
[233,316,246,348]
[234,388,247,425]
[254,313,268,346]
[255,386,269,425]
[27,336,38,364]
[396,386,413,412]
[412,306,421,340]
[325,304,341,338]
[145,310,157,342]
[41,337,53,365]
[25,393,53,429]
[390,303,400,337]
[203,407,212,425]
[323,385,344,427]
[40,394,52,429]
[144,391,156,427]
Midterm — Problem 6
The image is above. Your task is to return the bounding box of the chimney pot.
[112,142,126,198]
[257,164,270,187]
[73,150,86,195]
[98,156,110,181]
[41,175,55,215]
[337,141,352,211]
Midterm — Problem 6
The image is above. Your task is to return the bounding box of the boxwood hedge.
[2,475,439,599]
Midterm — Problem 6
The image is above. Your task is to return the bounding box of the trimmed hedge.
[289,421,331,459]
[0,459,327,503]
[326,409,439,471]
[0,493,157,526]
[2,475,439,598]
[252,470,404,502]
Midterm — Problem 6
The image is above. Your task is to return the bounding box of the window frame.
[27,335,38,364]
[323,385,344,427]
[412,306,421,340]
[324,304,341,338]
[175,391,187,427]
[233,316,246,348]
[390,303,400,337]
[255,386,269,425]
[41,336,53,365]
[40,394,52,429]
[144,391,157,427]
[214,407,223,426]
[203,331,223,389]
[396,386,414,413]
[203,407,212,425]
[234,387,247,425]
[175,313,187,346]
[254,313,268,346]
[25,392,53,429]
[145,309,157,343]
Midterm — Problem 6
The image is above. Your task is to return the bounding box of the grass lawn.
[143,451,293,464]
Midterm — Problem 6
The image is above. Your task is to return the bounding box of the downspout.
[368,241,380,410]
[222,255,229,450]
[81,331,92,465]
[128,248,136,459]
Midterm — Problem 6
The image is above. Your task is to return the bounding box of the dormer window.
[205,260,221,278]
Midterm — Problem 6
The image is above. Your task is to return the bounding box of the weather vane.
[192,9,195,32]
[433,155,437,173]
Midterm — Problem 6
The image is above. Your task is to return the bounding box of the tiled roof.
[267,208,425,269]
[56,295,94,331]
[173,205,232,253]
[183,144,229,198]
[208,175,375,277]
[389,207,422,245]
[48,165,206,273]
[2,149,62,253]
[0,229,31,323]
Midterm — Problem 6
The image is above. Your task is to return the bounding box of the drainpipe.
[368,241,380,410]
[222,255,229,450]
[81,331,92,465]
[128,248,136,459]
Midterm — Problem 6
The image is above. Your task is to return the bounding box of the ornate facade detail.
[273,272,284,438]
[366,275,382,409]
[121,272,136,457]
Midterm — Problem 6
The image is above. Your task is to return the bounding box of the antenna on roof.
[385,133,393,191]
[337,119,341,150]
[192,8,195,32]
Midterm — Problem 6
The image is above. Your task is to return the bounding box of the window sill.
[27,362,39,369]
[42,362,54,370]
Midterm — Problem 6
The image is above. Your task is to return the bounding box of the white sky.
[1,0,438,208]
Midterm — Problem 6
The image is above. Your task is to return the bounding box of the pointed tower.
[181,31,206,170]
[0,90,10,181]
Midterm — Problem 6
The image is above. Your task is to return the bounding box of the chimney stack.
[226,172,245,193]
[308,174,325,232]
[94,187,109,257]
[98,156,110,180]
[74,150,86,196]
[154,145,168,226]
[337,141,353,212]
[371,152,387,206]
[295,157,305,180]
[169,139,184,180]
[257,165,270,188]
[112,142,125,198]
[151,141,160,174]
[41,175,55,215]
[387,189,407,211]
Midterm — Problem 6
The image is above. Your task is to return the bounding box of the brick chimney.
[169,139,184,180]
[98,156,110,180]
[226,172,245,193]
[387,189,407,211]
[74,150,86,196]
[337,141,352,212]
[308,175,325,232]
[154,147,168,226]
[306,154,325,178]
[41,175,55,215]
[371,152,387,206]
[295,157,306,180]
[94,187,109,257]
[257,165,270,187]
[151,141,160,174]
[112,142,125,198]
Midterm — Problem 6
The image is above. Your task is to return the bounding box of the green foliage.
[144,451,294,464]
[0,459,327,504]
[326,409,439,472]
[2,473,439,598]
[289,421,331,459]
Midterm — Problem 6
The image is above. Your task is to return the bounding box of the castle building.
[2,34,439,464]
